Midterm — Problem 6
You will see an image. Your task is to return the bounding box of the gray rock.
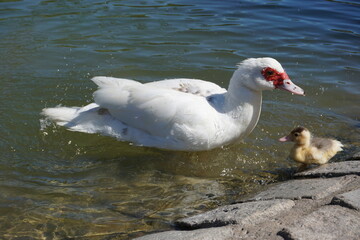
[278,205,360,240]
[134,156,360,240]
[249,176,354,201]
[331,188,360,210]
[294,161,360,178]
[175,199,294,230]
[349,151,360,160]
[133,226,236,240]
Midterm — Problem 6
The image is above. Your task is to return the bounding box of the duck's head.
[232,57,305,95]
[279,126,311,145]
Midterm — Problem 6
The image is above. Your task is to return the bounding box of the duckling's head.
[279,127,311,146]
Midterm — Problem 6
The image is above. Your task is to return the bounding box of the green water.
[0,0,359,239]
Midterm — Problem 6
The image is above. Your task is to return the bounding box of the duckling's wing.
[312,137,335,152]
[311,137,343,163]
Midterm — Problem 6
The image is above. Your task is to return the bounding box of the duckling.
[279,127,343,167]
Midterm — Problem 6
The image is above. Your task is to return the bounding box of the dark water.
[0,0,359,239]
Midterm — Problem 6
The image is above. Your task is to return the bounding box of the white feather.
[42,58,304,151]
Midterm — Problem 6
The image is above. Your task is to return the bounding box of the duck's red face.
[261,67,305,95]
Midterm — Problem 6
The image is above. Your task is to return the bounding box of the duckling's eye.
[294,133,300,137]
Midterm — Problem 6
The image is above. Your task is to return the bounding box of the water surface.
[0,0,359,239]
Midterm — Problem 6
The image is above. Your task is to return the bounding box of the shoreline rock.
[134,153,360,240]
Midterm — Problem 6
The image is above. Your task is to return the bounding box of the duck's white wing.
[92,77,214,138]
[145,78,226,96]
[43,77,228,150]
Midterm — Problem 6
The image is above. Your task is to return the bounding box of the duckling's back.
[290,138,343,165]
[310,138,343,164]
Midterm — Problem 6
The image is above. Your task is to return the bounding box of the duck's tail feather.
[41,103,138,142]
[41,102,178,150]
[42,105,82,127]
[41,103,107,133]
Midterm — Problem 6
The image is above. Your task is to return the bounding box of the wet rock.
[278,205,360,240]
[175,199,294,230]
[349,151,360,160]
[294,161,360,178]
[134,226,236,240]
[249,176,354,200]
[135,150,360,240]
[331,188,360,210]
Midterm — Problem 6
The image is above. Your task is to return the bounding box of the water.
[0,0,359,239]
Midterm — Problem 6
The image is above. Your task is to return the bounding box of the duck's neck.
[223,82,262,137]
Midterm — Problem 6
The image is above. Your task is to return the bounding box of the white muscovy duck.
[42,57,304,151]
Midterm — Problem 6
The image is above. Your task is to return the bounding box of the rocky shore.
[135,151,360,240]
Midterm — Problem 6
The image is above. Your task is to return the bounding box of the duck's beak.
[279,135,291,142]
[279,79,305,96]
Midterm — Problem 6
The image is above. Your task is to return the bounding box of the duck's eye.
[261,67,278,80]
[294,133,300,137]
[266,70,274,76]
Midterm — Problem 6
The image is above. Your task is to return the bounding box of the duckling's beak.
[279,79,305,96]
[279,135,291,142]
